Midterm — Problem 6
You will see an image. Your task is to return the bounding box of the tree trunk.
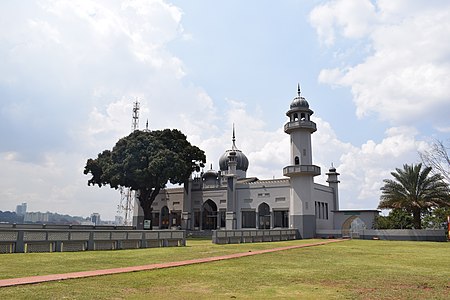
[138,187,161,229]
[412,207,422,229]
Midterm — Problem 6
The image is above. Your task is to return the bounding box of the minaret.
[283,85,321,238]
[225,150,238,229]
[326,165,340,211]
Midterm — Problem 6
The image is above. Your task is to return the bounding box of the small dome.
[290,95,309,109]
[219,149,249,172]
[202,163,218,179]
[203,168,218,179]
[290,84,309,109]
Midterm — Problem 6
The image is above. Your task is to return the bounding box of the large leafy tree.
[378,163,449,229]
[84,129,205,225]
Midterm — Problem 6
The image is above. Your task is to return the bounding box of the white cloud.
[311,0,450,125]
[0,150,120,217]
[0,0,216,218]
[435,126,450,133]
[309,0,377,46]
[336,126,428,208]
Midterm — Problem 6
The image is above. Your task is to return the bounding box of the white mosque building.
[133,86,378,238]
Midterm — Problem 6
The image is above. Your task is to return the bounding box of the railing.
[0,223,134,230]
[0,228,186,254]
[283,165,321,177]
[284,120,317,133]
[212,229,298,244]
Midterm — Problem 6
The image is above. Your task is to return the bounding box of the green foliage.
[374,209,413,229]
[84,129,205,219]
[379,163,450,229]
[421,207,450,229]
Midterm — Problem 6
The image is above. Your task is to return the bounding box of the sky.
[1,0,449,220]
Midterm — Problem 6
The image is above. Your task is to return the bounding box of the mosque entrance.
[160,206,170,229]
[202,200,218,230]
[341,216,366,238]
[258,203,271,229]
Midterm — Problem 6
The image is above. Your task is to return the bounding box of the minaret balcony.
[284,120,317,133]
[283,165,321,177]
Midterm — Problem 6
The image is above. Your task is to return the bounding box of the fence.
[0,227,186,254]
[212,229,298,244]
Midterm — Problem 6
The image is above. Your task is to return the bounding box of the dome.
[202,165,218,179]
[290,84,309,109]
[219,126,249,172]
[290,96,309,109]
[219,149,249,172]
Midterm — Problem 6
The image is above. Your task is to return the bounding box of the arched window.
[300,113,306,121]
[295,156,300,165]
[293,113,298,121]
[258,203,271,229]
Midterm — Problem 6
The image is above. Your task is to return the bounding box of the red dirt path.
[0,239,345,288]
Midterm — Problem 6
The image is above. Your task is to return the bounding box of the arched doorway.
[341,216,366,238]
[160,206,170,229]
[258,203,271,229]
[202,200,217,230]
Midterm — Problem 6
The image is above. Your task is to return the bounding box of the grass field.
[0,239,449,299]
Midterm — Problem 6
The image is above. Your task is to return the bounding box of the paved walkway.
[0,239,345,288]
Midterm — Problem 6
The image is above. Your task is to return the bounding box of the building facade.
[133,87,377,238]
[90,213,101,225]
[15,203,27,216]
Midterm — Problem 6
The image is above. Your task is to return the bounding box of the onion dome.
[219,126,249,172]
[290,84,309,109]
[219,149,249,172]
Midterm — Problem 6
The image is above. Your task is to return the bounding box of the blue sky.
[1,0,449,220]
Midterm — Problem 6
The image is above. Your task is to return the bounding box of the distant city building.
[15,203,27,216]
[90,213,101,225]
[24,212,49,223]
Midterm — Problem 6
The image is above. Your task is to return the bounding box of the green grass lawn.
[0,239,449,299]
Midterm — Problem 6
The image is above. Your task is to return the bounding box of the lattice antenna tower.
[132,100,140,131]
[117,100,140,225]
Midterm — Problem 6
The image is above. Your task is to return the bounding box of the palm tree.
[378,163,449,229]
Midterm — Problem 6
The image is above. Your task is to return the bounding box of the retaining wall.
[0,228,186,254]
[212,229,298,244]
[316,229,447,242]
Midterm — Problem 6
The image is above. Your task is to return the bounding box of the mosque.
[133,86,378,238]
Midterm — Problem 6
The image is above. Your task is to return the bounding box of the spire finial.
[297,83,301,96]
[146,119,149,130]
[210,163,213,170]
[232,123,237,150]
